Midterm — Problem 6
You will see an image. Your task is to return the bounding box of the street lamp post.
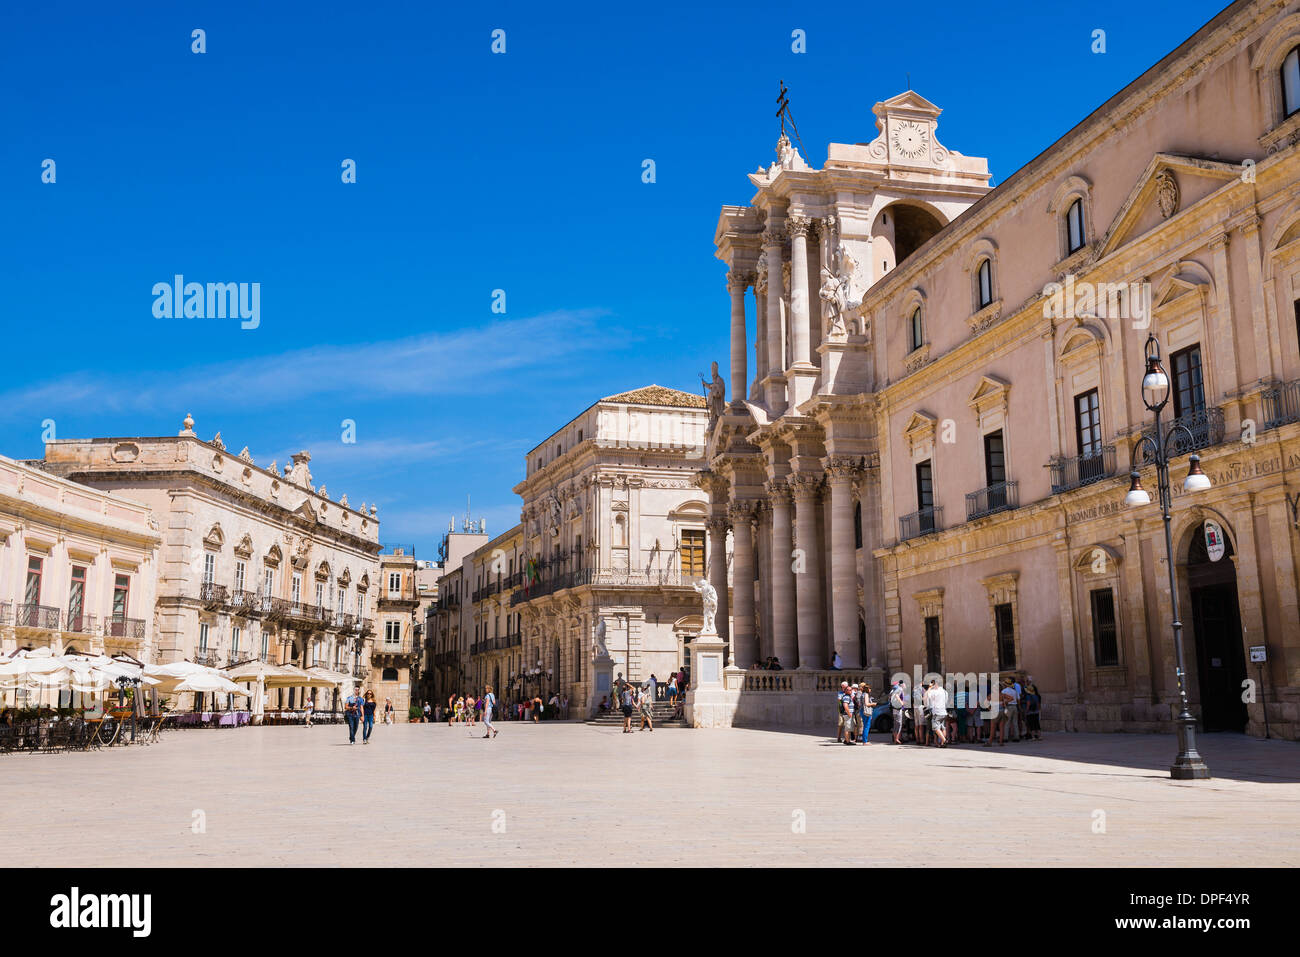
[1126,334,1212,780]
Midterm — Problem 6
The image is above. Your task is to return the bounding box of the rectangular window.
[234,560,246,593]
[1091,588,1119,667]
[203,552,215,585]
[1074,389,1101,457]
[25,556,42,606]
[1170,344,1205,419]
[995,603,1016,670]
[231,625,241,658]
[263,568,274,597]
[1066,199,1085,253]
[385,620,401,646]
[315,582,324,608]
[575,535,582,569]
[261,632,269,660]
[915,460,934,532]
[983,430,1006,487]
[199,622,210,653]
[68,566,86,628]
[924,616,941,675]
[680,529,706,577]
[112,574,129,619]
[389,572,402,596]
[291,572,302,606]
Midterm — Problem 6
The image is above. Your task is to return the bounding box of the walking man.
[924,679,948,747]
[638,682,654,732]
[620,682,635,733]
[344,685,363,744]
[889,679,907,745]
[481,684,499,739]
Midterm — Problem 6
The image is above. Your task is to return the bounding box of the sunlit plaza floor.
[4,721,1298,867]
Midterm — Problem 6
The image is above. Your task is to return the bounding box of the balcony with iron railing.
[199,582,229,609]
[1049,446,1117,494]
[1263,378,1300,430]
[65,612,97,635]
[1138,406,1225,462]
[194,651,221,667]
[107,616,146,640]
[358,618,374,635]
[899,506,942,542]
[16,604,61,631]
[510,567,685,605]
[966,480,1019,521]
[352,664,370,680]
[373,638,413,658]
[229,589,262,616]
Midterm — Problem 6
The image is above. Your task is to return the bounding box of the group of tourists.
[875,674,1044,747]
[598,667,689,732]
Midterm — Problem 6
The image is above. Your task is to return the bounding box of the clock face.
[891,120,928,160]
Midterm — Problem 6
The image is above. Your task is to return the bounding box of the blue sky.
[0,0,1229,557]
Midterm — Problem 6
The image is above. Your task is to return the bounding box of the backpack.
[890,687,905,709]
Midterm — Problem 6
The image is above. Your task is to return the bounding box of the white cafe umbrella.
[171,673,250,697]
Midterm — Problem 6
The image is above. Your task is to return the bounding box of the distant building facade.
[373,547,420,719]
[704,0,1300,739]
[511,386,714,715]
[41,416,383,708]
[0,454,161,671]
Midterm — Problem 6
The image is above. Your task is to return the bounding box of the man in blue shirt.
[344,686,363,744]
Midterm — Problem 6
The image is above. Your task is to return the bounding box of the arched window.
[1284,46,1300,117]
[976,259,993,309]
[909,307,923,352]
[1066,199,1086,254]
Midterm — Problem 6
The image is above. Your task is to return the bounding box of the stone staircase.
[586,701,688,728]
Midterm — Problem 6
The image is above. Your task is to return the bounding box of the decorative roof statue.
[211,432,225,451]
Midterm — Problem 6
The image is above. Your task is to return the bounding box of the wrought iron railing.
[17,604,61,630]
[510,567,685,605]
[358,618,374,635]
[194,651,220,667]
[966,481,1019,521]
[230,589,262,615]
[1049,447,1116,494]
[199,582,229,607]
[107,616,146,640]
[1138,407,1224,462]
[1262,379,1300,430]
[65,612,97,635]
[899,507,942,542]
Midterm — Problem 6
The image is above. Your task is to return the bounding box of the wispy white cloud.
[0,309,617,420]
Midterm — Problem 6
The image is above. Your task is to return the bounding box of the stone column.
[788,215,812,366]
[789,473,825,669]
[727,271,749,406]
[753,262,768,398]
[727,502,757,669]
[762,228,786,412]
[765,481,797,669]
[756,502,773,659]
[706,516,731,653]
[825,458,861,667]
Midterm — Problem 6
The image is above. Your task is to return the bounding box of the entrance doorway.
[1186,522,1247,733]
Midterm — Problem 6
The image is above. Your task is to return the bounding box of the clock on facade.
[891,120,929,160]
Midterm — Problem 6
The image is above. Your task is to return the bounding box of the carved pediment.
[1097,154,1242,258]
[202,524,225,549]
[233,533,254,559]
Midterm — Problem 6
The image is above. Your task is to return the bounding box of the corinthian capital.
[762,229,785,248]
[787,472,823,499]
[726,501,757,526]
[764,479,793,505]
[726,271,749,294]
[786,214,812,239]
[824,456,862,481]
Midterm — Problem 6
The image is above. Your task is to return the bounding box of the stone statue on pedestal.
[693,578,718,635]
[592,618,610,659]
[701,361,725,425]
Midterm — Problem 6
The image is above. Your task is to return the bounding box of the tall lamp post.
[1125,334,1212,780]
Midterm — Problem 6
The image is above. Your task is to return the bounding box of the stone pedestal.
[684,630,740,728]
[589,652,614,718]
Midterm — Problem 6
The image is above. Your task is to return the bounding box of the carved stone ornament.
[238,446,254,463]
[211,432,225,451]
[1155,169,1179,219]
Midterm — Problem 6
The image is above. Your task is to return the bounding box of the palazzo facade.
[703,0,1300,739]
[40,416,383,707]
[510,386,714,714]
